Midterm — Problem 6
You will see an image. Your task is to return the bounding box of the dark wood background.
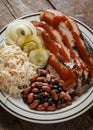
[0,0,93,130]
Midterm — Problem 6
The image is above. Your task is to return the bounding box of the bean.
[57,98,65,105]
[30,74,38,83]
[58,87,63,92]
[66,101,72,105]
[34,94,38,100]
[51,90,58,101]
[54,80,59,85]
[61,98,65,104]
[41,98,48,103]
[31,82,42,88]
[39,88,43,92]
[48,98,53,105]
[57,100,62,105]
[49,84,53,88]
[32,88,39,93]
[23,86,31,95]
[42,85,51,92]
[60,92,72,101]
[38,69,47,76]
[65,92,72,101]
[22,68,73,111]
[42,83,49,86]
[46,74,51,83]
[43,102,49,108]
[52,85,58,89]
[38,93,43,100]
[47,104,56,111]
[40,70,47,77]
[59,80,64,87]
[27,93,34,103]
[55,89,60,94]
[44,91,49,96]
[37,84,42,89]
[23,96,27,102]
[57,103,66,109]
[51,79,55,84]
[36,77,46,82]
[36,104,46,111]
[41,92,48,98]
[29,100,39,109]
[60,92,64,98]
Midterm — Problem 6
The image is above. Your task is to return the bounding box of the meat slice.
[40,9,93,66]
[57,23,89,83]
[48,55,77,92]
[32,9,93,94]
[40,9,93,85]
[40,9,80,34]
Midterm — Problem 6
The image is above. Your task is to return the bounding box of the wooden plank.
[47,0,93,29]
[18,108,93,130]
[0,107,23,130]
[3,0,52,18]
[0,0,14,30]
[0,105,93,130]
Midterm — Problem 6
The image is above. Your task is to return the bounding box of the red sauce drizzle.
[72,32,93,67]
[48,55,76,88]
[41,12,62,28]
[41,32,61,60]
[59,14,93,68]
[57,28,87,70]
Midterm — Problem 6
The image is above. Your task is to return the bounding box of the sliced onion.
[5,19,37,45]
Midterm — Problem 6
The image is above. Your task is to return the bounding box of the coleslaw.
[0,42,37,97]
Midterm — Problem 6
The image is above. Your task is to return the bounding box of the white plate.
[0,12,93,124]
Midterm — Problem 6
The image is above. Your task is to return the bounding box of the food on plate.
[29,48,48,68]
[5,19,37,46]
[0,9,93,111]
[32,9,93,94]
[22,68,72,111]
[23,35,43,53]
[5,19,48,67]
[0,44,37,97]
[22,9,93,111]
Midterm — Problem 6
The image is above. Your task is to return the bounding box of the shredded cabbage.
[0,43,37,97]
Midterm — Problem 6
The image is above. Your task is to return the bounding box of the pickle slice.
[23,42,38,53]
[29,49,48,68]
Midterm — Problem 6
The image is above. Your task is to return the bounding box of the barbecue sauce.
[41,10,93,70]
[48,55,76,88]
[41,10,93,65]
[33,10,93,88]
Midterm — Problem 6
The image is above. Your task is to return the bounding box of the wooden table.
[0,0,93,129]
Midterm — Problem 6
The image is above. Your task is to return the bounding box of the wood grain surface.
[0,0,93,130]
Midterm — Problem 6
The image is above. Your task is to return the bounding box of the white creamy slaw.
[0,42,37,97]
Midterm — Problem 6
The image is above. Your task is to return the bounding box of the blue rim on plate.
[0,13,93,124]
